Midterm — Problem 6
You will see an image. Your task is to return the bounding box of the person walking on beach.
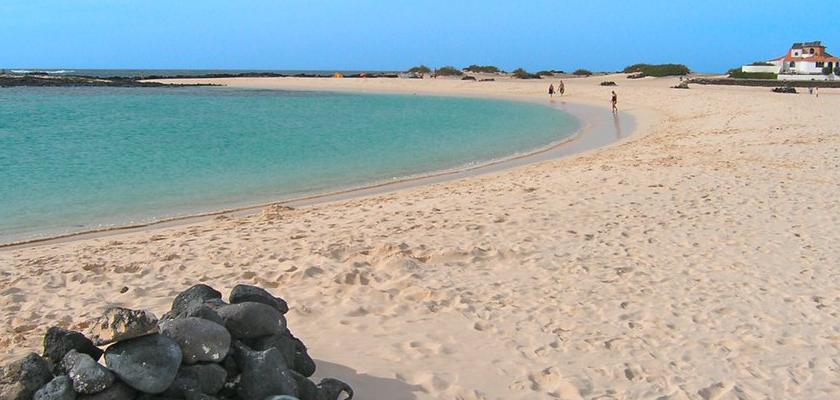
[559,80,565,96]
[611,91,618,113]
[548,83,555,98]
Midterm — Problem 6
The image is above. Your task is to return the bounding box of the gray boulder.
[281,374,354,400]
[88,307,159,346]
[34,375,76,400]
[63,350,114,394]
[265,396,301,400]
[43,327,103,364]
[253,331,315,377]
[77,382,136,400]
[0,352,54,400]
[229,284,289,314]
[290,371,319,400]
[163,363,227,397]
[162,301,224,326]
[316,378,354,400]
[233,343,297,399]
[170,285,222,316]
[185,393,218,400]
[160,318,230,364]
[217,302,285,339]
[104,334,182,394]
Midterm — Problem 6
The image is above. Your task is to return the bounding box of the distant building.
[742,41,840,81]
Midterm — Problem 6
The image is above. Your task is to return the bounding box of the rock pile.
[0,284,353,400]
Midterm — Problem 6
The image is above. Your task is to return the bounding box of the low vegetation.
[407,65,432,75]
[435,66,464,76]
[623,64,690,77]
[728,69,777,80]
[750,61,775,66]
[464,65,503,74]
[572,69,593,76]
[511,68,542,79]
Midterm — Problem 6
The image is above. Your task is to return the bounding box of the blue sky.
[1,0,837,73]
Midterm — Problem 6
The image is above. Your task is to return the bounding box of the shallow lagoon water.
[0,86,578,243]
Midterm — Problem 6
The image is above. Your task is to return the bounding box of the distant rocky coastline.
[0,73,214,88]
[0,71,399,88]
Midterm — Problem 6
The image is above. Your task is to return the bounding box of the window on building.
[790,61,796,68]
[810,48,815,54]
[816,62,825,67]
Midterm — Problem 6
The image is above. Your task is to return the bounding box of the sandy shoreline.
[1,75,838,399]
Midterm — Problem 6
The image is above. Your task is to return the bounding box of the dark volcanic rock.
[286,374,353,400]
[163,284,226,324]
[233,343,297,399]
[170,284,222,315]
[264,396,302,400]
[229,284,289,314]
[63,350,114,394]
[43,327,103,364]
[254,331,316,377]
[104,334,182,394]
[316,378,354,400]
[220,356,240,383]
[160,318,231,364]
[34,375,76,400]
[252,333,296,368]
[163,364,227,397]
[77,382,136,400]
[291,371,319,400]
[0,352,54,400]
[290,336,317,378]
[162,303,224,326]
[88,307,159,345]
[184,393,219,400]
[217,302,285,339]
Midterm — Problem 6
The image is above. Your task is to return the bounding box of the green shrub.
[435,66,464,76]
[728,70,777,80]
[823,66,833,75]
[572,69,592,76]
[536,70,555,76]
[511,68,541,79]
[835,65,840,76]
[464,65,502,74]
[408,65,432,74]
[623,64,689,77]
[750,61,774,66]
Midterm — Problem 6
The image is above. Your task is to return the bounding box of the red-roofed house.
[742,41,840,81]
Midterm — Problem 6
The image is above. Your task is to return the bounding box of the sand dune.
[1,75,839,399]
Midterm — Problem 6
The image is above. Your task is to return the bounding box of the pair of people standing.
[548,81,565,98]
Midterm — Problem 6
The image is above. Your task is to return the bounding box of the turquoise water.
[0,87,578,243]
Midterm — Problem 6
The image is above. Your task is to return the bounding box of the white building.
[741,41,840,81]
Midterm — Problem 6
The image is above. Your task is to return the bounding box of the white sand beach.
[1,75,839,399]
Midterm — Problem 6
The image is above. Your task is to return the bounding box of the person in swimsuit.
[548,84,555,98]
[611,91,618,113]
[559,80,565,96]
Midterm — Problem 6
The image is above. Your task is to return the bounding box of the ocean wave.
[9,69,74,74]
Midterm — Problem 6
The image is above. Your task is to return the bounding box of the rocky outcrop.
[0,284,352,400]
[0,353,54,400]
[88,308,159,346]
